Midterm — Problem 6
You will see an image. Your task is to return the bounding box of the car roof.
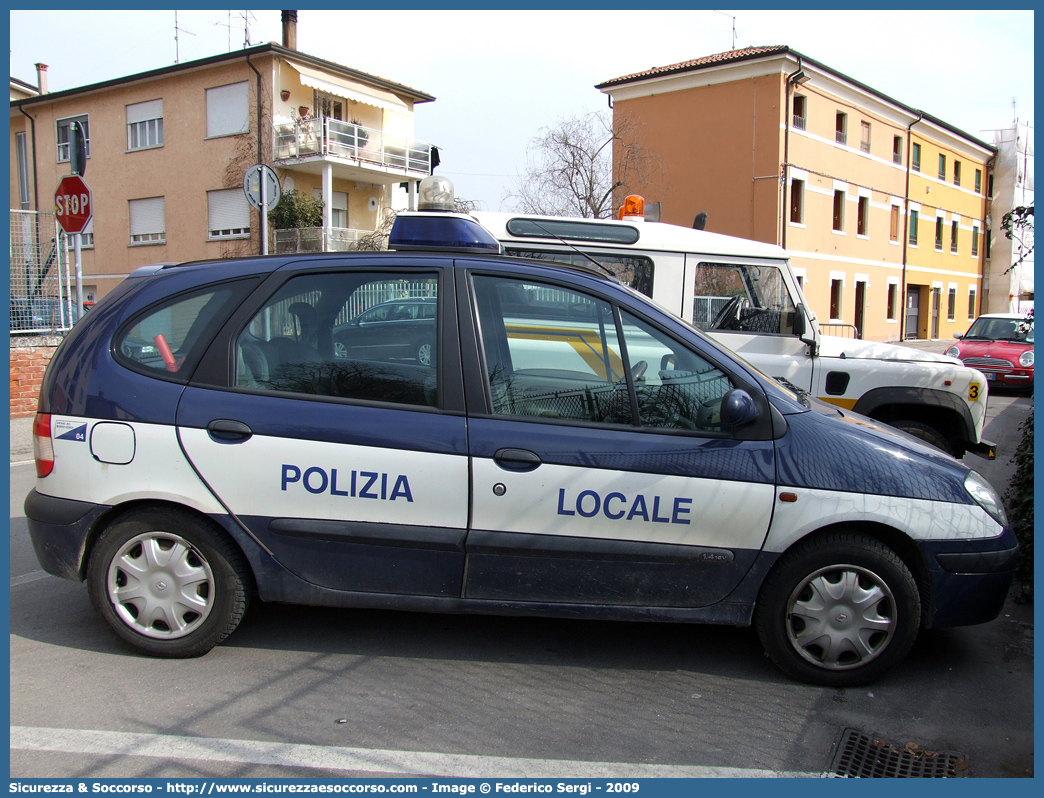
[975,313,1029,320]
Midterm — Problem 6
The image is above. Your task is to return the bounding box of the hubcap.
[786,564,896,671]
[106,531,215,639]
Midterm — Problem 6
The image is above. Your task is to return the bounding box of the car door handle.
[493,448,542,472]
[207,419,253,443]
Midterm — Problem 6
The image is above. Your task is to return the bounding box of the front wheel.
[754,532,920,686]
[888,419,956,457]
[87,507,251,658]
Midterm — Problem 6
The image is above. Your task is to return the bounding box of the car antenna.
[521,219,618,281]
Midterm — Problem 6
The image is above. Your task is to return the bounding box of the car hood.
[772,396,973,503]
[818,334,962,364]
[954,339,1032,357]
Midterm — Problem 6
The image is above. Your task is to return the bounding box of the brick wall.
[10,336,62,417]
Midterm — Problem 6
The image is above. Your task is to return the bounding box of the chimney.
[281,10,297,50]
[35,63,48,94]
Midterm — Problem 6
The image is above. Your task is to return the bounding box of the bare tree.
[1001,204,1034,274]
[504,110,665,219]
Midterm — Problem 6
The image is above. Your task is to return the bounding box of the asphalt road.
[8,393,1034,779]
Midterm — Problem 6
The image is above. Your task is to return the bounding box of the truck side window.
[693,262,799,336]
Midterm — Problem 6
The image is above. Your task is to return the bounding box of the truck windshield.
[693,261,799,336]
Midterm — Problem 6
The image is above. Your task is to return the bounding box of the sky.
[9,8,1035,212]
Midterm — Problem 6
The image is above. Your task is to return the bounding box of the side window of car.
[618,309,735,431]
[236,271,438,407]
[116,284,246,381]
[473,275,631,424]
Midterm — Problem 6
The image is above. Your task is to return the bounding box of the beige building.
[10,14,436,303]
[597,46,996,342]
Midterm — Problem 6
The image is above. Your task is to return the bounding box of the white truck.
[473,205,995,460]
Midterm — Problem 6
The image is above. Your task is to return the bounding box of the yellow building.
[10,15,436,303]
[597,46,995,342]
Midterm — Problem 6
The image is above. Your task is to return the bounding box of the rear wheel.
[754,532,920,686]
[87,507,251,658]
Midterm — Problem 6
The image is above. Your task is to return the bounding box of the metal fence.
[10,210,73,334]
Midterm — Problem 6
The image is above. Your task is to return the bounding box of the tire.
[416,340,434,367]
[86,507,251,658]
[754,532,920,687]
[888,419,956,457]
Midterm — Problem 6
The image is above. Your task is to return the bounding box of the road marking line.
[11,726,823,778]
[11,570,53,587]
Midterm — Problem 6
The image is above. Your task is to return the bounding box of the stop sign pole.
[55,175,92,323]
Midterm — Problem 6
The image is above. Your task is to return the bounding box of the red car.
[947,312,1034,390]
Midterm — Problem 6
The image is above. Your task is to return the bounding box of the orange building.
[597,46,995,342]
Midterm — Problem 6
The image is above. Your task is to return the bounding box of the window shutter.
[127,99,163,124]
[129,197,166,236]
[206,82,249,137]
[208,189,250,231]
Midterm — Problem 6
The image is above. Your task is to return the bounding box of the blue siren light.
[389,214,503,254]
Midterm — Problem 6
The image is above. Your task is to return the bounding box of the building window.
[206,82,249,138]
[129,197,166,244]
[74,218,94,249]
[912,143,921,172]
[975,169,982,194]
[860,121,871,153]
[985,228,992,259]
[887,281,898,321]
[968,288,977,319]
[909,209,919,245]
[832,190,845,231]
[947,287,957,321]
[313,188,349,228]
[935,217,944,250]
[857,196,869,236]
[889,205,900,242]
[987,172,994,197]
[56,114,90,162]
[127,99,164,151]
[830,279,843,320]
[938,153,946,181]
[793,95,806,130]
[972,226,980,257]
[790,178,805,223]
[951,221,959,253]
[893,136,903,165]
[207,189,251,239]
[835,112,847,145]
[16,132,30,210]
[953,160,961,186]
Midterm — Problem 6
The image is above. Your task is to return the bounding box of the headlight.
[945,345,961,358]
[965,471,1008,527]
[1019,350,1033,368]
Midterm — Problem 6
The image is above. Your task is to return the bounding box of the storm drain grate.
[829,728,968,778]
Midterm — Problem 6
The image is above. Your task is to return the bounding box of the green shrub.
[1005,408,1034,596]
[269,189,323,230]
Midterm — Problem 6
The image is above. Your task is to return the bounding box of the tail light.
[33,413,54,477]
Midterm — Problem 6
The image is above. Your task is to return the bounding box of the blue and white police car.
[25,178,1017,686]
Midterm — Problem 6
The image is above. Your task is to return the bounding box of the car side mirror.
[720,389,759,428]
[953,332,963,340]
[792,308,806,337]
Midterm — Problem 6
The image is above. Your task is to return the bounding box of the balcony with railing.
[273,116,432,182]
[273,226,387,253]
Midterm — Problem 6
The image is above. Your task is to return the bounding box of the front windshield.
[964,316,1034,343]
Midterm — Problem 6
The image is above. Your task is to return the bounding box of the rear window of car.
[114,281,254,381]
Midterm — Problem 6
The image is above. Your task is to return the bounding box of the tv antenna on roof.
[236,9,257,48]
[174,11,195,64]
[713,10,737,50]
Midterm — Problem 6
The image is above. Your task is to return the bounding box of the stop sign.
[55,175,92,234]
